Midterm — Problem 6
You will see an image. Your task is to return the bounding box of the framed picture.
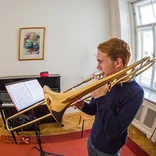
[18,27,45,61]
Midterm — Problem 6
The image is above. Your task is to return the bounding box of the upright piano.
[0,74,61,127]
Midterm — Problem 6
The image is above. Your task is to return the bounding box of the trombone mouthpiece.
[91,71,103,79]
[84,71,103,83]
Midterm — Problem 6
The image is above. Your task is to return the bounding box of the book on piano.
[5,79,44,111]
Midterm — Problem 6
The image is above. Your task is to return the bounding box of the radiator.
[132,99,156,143]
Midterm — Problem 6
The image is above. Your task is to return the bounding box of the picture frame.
[18,27,45,61]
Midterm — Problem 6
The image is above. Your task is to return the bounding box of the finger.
[72,105,77,109]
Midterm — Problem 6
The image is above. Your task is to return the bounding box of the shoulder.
[122,80,144,98]
[114,80,144,99]
[122,80,143,91]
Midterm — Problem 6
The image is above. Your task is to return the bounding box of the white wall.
[0,0,110,93]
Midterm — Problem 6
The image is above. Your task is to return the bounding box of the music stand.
[31,109,63,156]
[5,79,64,156]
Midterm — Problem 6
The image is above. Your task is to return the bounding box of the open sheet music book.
[5,79,44,111]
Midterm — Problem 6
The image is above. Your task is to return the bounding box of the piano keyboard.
[0,102,46,108]
[0,103,14,107]
[0,102,14,107]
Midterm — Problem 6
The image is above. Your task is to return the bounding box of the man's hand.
[91,74,109,99]
[72,99,84,110]
[91,84,109,99]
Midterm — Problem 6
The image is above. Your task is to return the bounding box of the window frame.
[132,0,156,92]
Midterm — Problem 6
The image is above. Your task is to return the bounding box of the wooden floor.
[128,124,156,156]
[0,112,156,156]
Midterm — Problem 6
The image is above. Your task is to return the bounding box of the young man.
[73,38,144,156]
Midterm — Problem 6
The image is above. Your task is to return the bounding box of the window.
[133,0,156,91]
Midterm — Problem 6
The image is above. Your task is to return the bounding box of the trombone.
[5,56,156,131]
[5,71,103,131]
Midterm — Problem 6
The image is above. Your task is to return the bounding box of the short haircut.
[97,38,131,66]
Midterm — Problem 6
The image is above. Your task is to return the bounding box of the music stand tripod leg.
[1,109,17,144]
[31,110,64,156]
[0,109,6,129]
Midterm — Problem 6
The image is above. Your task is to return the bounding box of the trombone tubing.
[114,58,156,85]
[63,72,103,93]
[6,113,52,132]
[5,100,46,131]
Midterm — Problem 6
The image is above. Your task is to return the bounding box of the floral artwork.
[24,32,40,55]
[18,27,45,61]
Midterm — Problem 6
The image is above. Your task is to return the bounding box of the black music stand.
[31,110,63,156]
[5,79,64,156]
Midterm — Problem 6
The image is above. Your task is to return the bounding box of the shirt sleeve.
[81,97,97,115]
[95,89,144,139]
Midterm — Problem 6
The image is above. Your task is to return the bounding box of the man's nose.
[97,64,100,70]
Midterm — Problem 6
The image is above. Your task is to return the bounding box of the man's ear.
[115,58,123,68]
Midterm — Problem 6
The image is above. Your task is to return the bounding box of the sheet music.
[24,80,44,103]
[5,79,44,111]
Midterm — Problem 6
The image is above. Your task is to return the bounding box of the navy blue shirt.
[82,80,144,154]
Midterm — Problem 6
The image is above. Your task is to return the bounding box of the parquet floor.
[128,124,156,156]
[0,112,155,156]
